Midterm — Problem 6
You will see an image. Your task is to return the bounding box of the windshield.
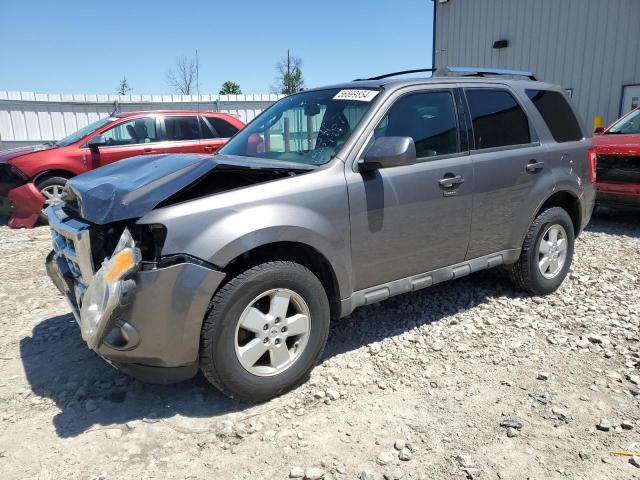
[607,108,640,134]
[219,88,379,165]
[56,117,116,147]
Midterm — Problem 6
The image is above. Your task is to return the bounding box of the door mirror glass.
[87,135,107,149]
[359,137,416,172]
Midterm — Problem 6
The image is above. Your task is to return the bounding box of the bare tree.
[166,55,199,95]
[273,49,304,95]
[116,77,133,95]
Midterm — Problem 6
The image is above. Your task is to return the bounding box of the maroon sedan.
[592,107,640,208]
[0,110,244,227]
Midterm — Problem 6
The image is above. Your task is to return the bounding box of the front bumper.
[46,208,226,383]
[5,182,45,228]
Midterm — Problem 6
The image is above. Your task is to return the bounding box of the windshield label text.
[333,90,379,102]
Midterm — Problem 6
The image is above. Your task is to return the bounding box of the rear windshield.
[526,90,583,142]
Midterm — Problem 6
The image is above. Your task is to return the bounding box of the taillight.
[587,148,597,183]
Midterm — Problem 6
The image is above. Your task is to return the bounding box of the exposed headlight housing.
[79,228,141,349]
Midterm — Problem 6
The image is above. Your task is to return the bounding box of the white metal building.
[433,0,640,128]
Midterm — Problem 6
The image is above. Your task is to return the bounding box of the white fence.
[0,91,283,150]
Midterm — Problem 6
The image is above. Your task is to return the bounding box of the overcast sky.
[0,0,434,95]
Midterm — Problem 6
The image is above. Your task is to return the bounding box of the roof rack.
[354,68,437,81]
[434,66,537,81]
[354,66,537,82]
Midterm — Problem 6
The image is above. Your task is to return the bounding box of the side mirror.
[593,127,605,135]
[358,137,416,172]
[87,135,107,150]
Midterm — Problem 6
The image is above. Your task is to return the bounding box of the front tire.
[509,207,575,295]
[36,176,70,219]
[199,261,330,402]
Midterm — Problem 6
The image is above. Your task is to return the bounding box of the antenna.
[195,49,201,113]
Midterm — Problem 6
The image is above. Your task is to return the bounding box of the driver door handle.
[438,175,465,188]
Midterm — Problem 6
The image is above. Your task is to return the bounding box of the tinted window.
[526,90,582,142]
[206,117,239,138]
[101,117,158,146]
[199,117,218,139]
[375,91,460,158]
[164,116,200,141]
[466,89,531,149]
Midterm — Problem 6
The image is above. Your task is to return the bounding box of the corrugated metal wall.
[435,0,640,126]
[0,92,282,150]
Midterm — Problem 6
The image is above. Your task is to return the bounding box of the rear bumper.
[46,250,226,384]
[5,182,45,228]
[596,181,640,207]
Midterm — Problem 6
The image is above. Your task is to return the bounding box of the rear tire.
[199,261,330,402]
[509,207,575,295]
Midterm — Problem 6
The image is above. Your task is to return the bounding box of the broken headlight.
[79,228,141,349]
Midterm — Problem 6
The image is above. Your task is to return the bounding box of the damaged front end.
[44,153,309,382]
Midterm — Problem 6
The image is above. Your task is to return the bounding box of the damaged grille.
[48,206,96,303]
[596,155,640,183]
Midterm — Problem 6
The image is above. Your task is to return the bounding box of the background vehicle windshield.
[219,88,378,165]
[56,117,116,147]
[607,108,640,134]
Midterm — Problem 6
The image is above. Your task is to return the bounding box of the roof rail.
[434,66,537,81]
[354,68,437,81]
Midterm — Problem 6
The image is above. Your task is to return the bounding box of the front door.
[89,116,162,168]
[347,89,473,291]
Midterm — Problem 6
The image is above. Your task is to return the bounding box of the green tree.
[116,77,133,95]
[273,49,304,95]
[219,81,242,95]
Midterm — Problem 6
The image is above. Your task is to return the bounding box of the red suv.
[592,107,640,208]
[0,110,244,227]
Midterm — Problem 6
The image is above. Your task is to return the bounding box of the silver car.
[46,67,596,401]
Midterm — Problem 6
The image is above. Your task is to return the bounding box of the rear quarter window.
[526,90,583,142]
[465,89,531,150]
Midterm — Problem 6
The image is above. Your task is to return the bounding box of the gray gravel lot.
[0,210,639,480]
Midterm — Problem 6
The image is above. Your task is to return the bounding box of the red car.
[592,106,640,208]
[0,110,244,227]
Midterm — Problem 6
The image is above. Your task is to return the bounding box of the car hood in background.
[593,133,640,155]
[65,153,314,224]
[0,144,57,163]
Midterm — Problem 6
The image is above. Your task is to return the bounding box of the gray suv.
[46,67,595,402]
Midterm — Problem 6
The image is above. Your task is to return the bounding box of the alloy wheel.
[538,224,568,279]
[234,288,311,377]
[40,184,65,210]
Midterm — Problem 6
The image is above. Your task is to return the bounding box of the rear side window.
[526,90,583,142]
[466,89,531,150]
[206,117,239,138]
[164,116,200,141]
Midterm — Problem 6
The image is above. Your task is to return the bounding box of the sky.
[0,0,434,95]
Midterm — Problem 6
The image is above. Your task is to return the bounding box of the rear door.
[200,116,240,154]
[463,86,555,259]
[160,115,203,154]
[346,87,474,290]
[88,116,163,168]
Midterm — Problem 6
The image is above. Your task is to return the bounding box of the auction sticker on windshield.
[333,89,379,102]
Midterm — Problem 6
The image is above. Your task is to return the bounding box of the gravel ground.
[0,210,639,480]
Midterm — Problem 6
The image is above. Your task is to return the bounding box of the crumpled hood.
[65,153,313,224]
[593,133,640,155]
[0,143,56,163]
